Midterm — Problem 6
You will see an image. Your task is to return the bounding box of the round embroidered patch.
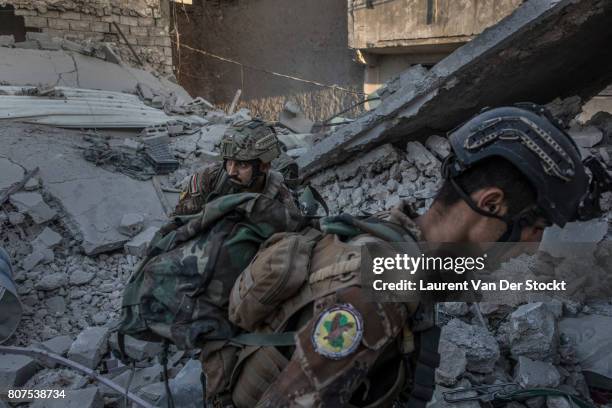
[311,304,363,360]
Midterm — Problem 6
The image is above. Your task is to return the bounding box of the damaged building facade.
[0,0,173,74]
[1,0,612,406]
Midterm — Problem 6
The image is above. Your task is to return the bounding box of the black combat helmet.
[442,104,588,234]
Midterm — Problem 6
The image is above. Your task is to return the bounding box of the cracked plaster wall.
[1,0,174,75]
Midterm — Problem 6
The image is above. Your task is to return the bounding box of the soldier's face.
[226,159,255,185]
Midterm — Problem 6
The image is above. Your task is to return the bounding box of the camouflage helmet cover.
[221,119,281,163]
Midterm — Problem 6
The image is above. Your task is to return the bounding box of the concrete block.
[23,16,48,28]
[9,192,57,224]
[130,26,148,36]
[153,36,171,47]
[14,9,38,16]
[32,227,62,249]
[35,272,67,291]
[22,248,54,271]
[441,318,500,374]
[425,135,451,160]
[14,40,40,50]
[69,269,95,286]
[108,333,163,361]
[69,20,91,31]
[0,354,39,390]
[514,356,561,388]
[509,302,557,361]
[49,18,70,30]
[62,11,81,20]
[436,339,467,386]
[120,15,139,26]
[30,387,103,408]
[125,226,160,257]
[138,17,155,27]
[148,27,168,37]
[67,327,110,370]
[101,364,161,397]
[91,22,110,33]
[34,335,73,367]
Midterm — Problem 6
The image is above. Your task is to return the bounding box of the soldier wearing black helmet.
[228,104,592,408]
[173,119,298,216]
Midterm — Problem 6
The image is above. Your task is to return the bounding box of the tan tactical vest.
[228,232,419,408]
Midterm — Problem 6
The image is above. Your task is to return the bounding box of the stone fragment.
[69,270,95,286]
[32,228,62,249]
[509,302,558,361]
[23,250,47,271]
[9,192,57,224]
[406,141,441,176]
[139,359,202,407]
[24,177,40,191]
[109,333,163,361]
[0,354,39,389]
[425,135,451,159]
[568,125,603,148]
[441,319,499,373]
[436,339,467,386]
[118,213,145,237]
[45,296,66,316]
[67,327,110,369]
[122,138,142,152]
[33,335,73,368]
[125,226,160,257]
[334,144,400,181]
[35,273,67,291]
[440,302,469,317]
[30,386,103,408]
[514,356,561,388]
[541,220,608,257]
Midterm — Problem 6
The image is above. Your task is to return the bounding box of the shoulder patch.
[311,304,363,360]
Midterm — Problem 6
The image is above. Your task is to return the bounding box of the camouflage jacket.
[174,162,298,216]
[254,201,424,407]
[120,193,305,350]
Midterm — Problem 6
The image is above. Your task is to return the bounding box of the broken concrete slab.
[559,315,612,389]
[30,386,103,408]
[425,135,452,160]
[32,228,62,249]
[514,356,561,388]
[279,101,314,134]
[69,270,95,286]
[436,339,467,386]
[67,327,109,370]
[541,219,608,257]
[139,359,203,408]
[0,48,192,105]
[0,157,24,191]
[509,302,558,361]
[441,318,500,374]
[297,0,612,176]
[100,364,161,397]
[0,124,167,255]
[118,213,145,237]
[9,192,56,224]
[33,335,73,368]
[0,354,39,391]
[22,248,54,271]
[108,333,163,361]
[125,226,160,257]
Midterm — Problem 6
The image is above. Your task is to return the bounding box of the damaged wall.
[1,0,173,74]
[174,0,364,121]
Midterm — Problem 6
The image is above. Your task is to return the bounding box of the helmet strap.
[448,178,521,243]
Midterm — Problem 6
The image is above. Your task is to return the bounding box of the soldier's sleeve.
[256,286,410,407]
[173,163,219,216]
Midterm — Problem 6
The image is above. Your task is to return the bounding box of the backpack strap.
[229,332,296,347]
[406,326,441,408]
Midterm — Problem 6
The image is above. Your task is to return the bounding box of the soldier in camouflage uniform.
[173,119,297,216]
[227,105,590,407]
